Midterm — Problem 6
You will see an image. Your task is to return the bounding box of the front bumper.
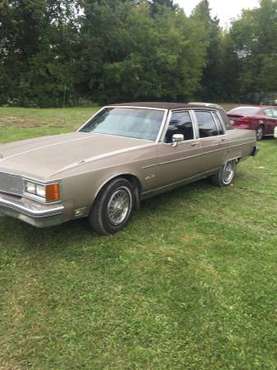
[0,192,65,227]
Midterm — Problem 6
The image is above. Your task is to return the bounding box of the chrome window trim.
[211,111,225,135]
[159,110,172,143]
[189,110,200,139]
[156,109,170,143]
[213,111,227,134]
[105,105,168,112]
[159,109,198,144]
[191,109,223,139]
[77,106,106,132]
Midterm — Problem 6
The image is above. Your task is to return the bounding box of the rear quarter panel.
[224,128,256,162]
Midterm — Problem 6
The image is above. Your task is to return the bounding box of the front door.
[155,110,202,187]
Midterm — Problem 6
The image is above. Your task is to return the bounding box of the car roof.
[229,105,273,110]
[110,102,223,110]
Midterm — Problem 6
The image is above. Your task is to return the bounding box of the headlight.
[24,181,60,202]
[36,184,46,198]
[25,181,36,194]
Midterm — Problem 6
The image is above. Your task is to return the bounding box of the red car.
[227,106,277,140]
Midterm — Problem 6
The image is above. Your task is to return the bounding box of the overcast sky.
[175,0,260,27]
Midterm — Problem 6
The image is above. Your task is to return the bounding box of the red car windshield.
[228,107,260,116]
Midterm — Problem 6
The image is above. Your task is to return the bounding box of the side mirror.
[172,134,184,146]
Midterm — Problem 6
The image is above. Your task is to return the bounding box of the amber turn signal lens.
[45,183,60,202]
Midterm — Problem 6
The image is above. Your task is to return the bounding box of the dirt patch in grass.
[0,116,45,128]
[0,116,66,129]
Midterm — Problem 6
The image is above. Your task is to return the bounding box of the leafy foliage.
[229,0,277,102]
[192,0,223,101]
[0,0,79,106]
[78,1,206,103]
[0,0,276,106]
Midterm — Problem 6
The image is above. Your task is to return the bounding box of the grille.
[0,172,24,196]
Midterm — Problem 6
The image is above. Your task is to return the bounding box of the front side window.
[80,107,165,141]
[194,111,219,138]
[165,111,194,143]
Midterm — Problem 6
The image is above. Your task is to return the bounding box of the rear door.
[192,109,226,172]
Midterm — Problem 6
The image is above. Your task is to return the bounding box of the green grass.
[0,107,98,143]
[0,107,276,370]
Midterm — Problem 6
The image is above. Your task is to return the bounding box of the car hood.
[0,132,152,180]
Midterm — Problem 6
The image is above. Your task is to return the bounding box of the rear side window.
[212,112,225,135]
[194,111,218,138]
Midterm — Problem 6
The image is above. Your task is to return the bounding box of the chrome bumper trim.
[0,193,64,219]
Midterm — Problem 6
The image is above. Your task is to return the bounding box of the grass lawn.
[0,107,276,370]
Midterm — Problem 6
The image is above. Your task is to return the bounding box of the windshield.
[228,107,260,116]
[80,107,165,141]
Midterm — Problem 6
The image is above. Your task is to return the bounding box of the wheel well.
[120,174,142,193]
[94,174,142,209]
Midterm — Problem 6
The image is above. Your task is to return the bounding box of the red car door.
[263,108,277,135]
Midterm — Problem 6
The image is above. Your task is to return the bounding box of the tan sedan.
[0,102,257,234]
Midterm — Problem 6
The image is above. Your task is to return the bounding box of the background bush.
[0,0,276,107]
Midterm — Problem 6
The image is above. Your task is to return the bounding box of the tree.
[0,0,80,106]
[1,0,275,107]
[77,1,207,103]
[229,0,277,101]
[148,0,176,15]
[219,32,240,101]
[191,0,223,101]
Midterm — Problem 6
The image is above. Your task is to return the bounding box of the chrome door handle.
[191,141,200,147]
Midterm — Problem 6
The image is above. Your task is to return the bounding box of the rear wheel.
[211,160,236,187]
[256,125,264,141]
[89,178,136,235]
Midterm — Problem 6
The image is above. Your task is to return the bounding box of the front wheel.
[211,160,237,187]
[89,178,136,235]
